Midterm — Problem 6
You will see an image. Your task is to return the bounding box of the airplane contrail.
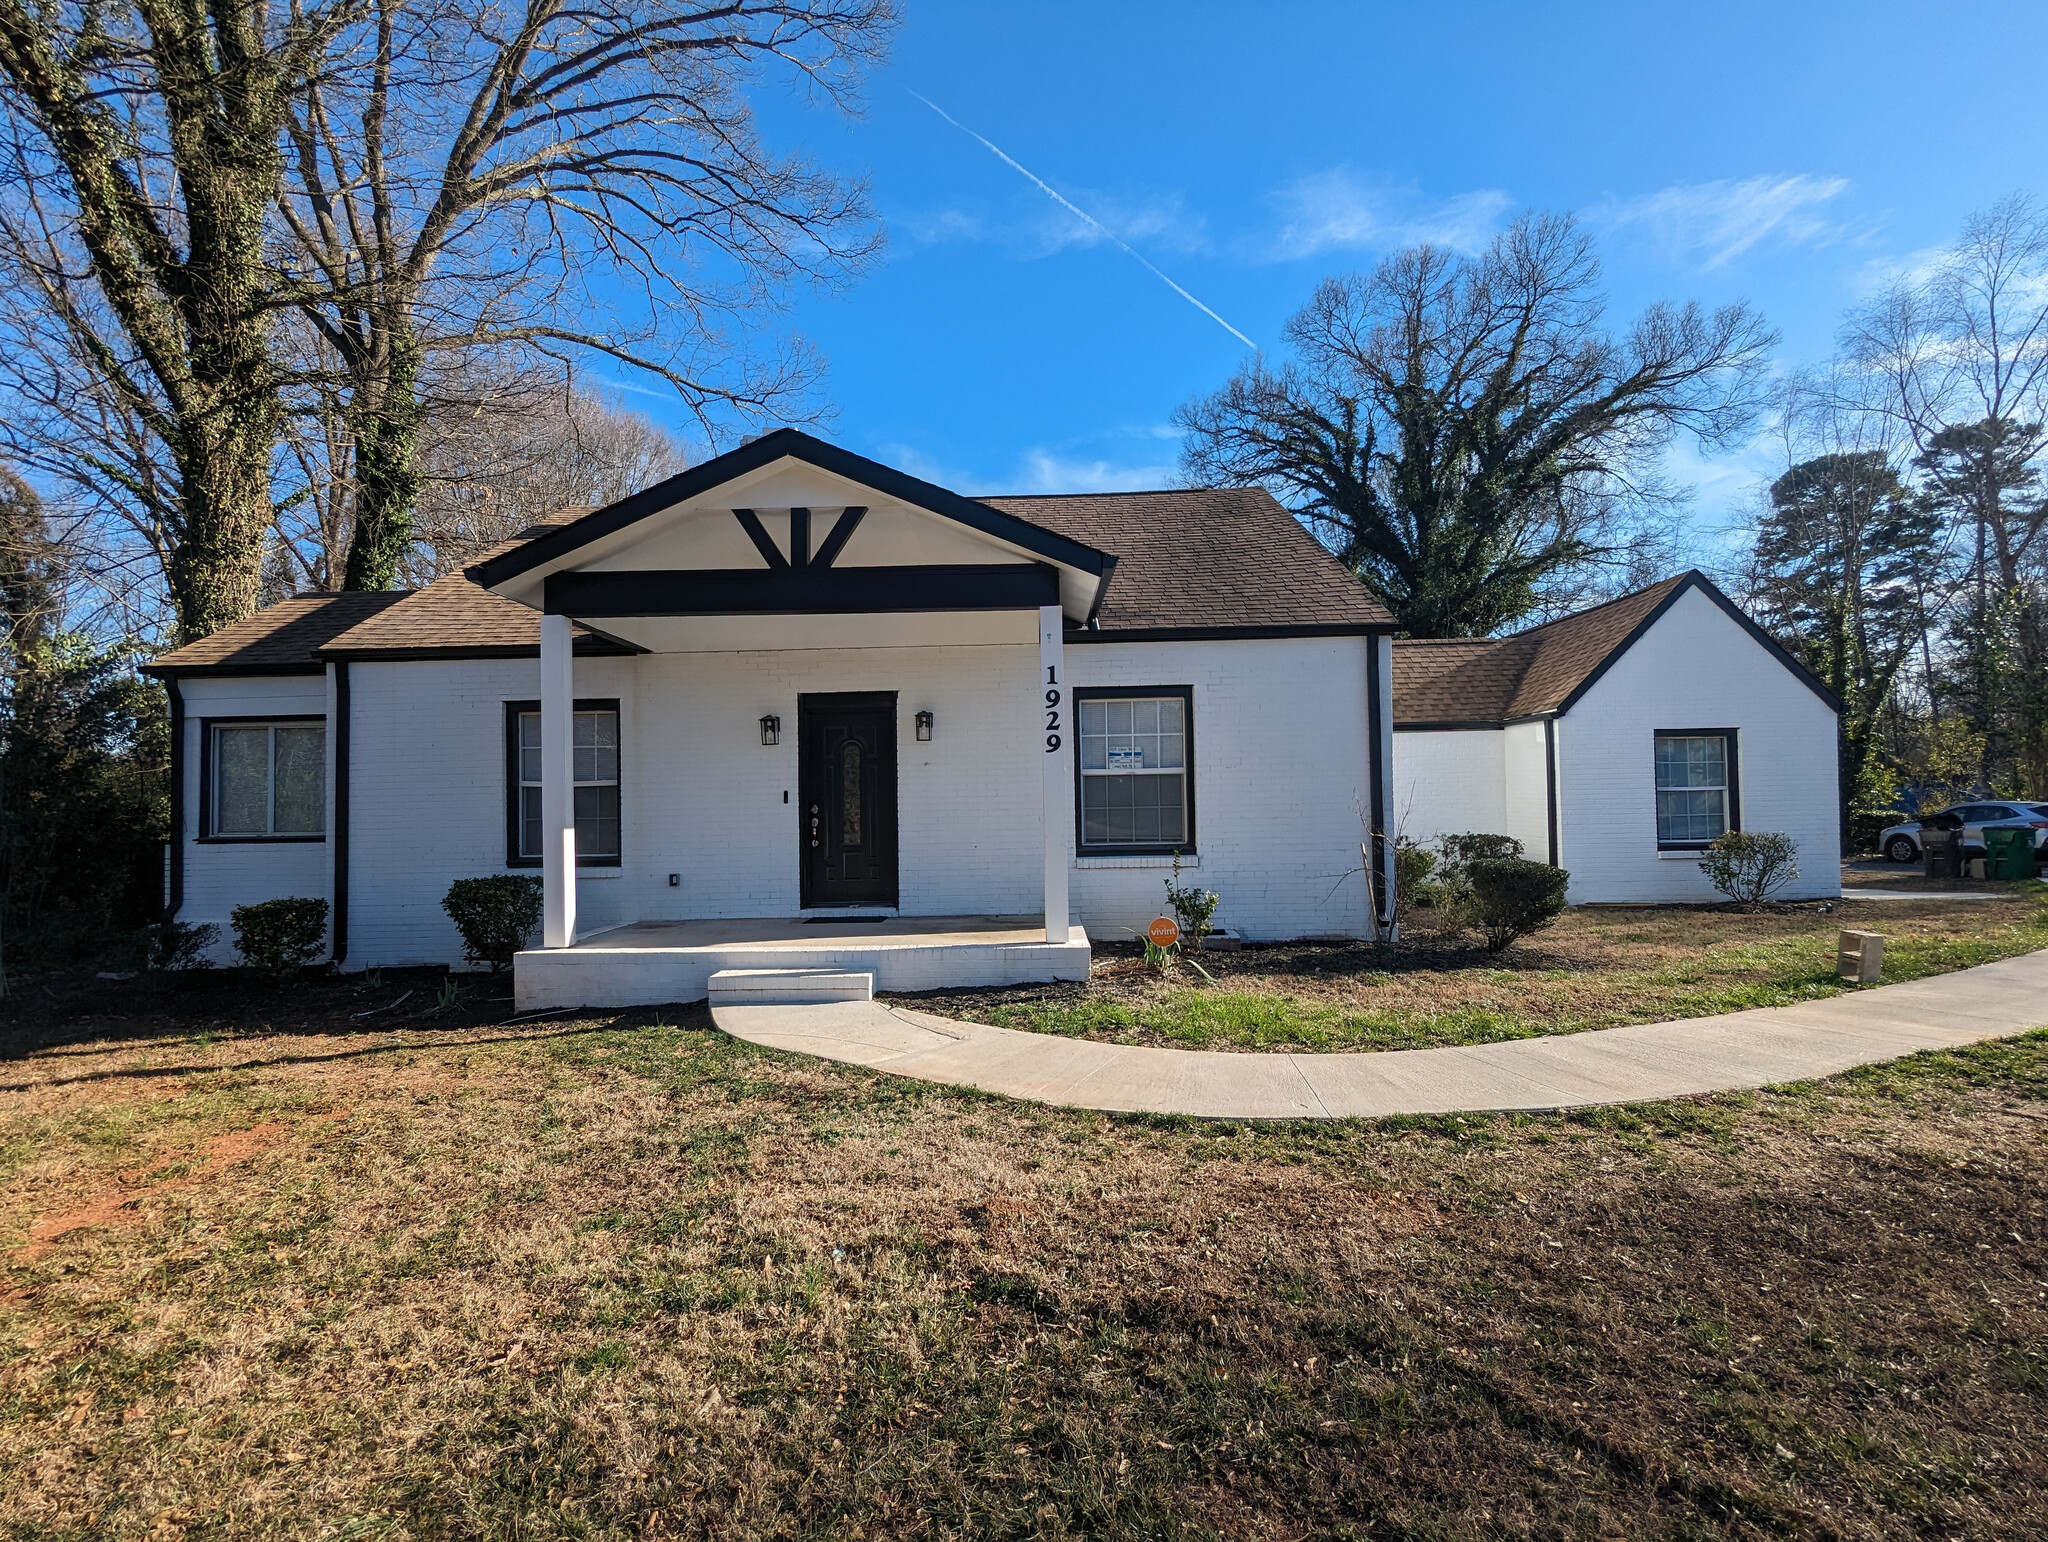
[909,91,1257,352]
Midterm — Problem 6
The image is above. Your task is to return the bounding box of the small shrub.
[1466,858,1569,952]
[140,919,218,972]
[1698,831,1800,911]
[230,898,330,978]
[1392,838,1438,928]
[442,875,544,972]
[1427,832,1526,934]
[1163,851,1221,950]
[1438,831,1525,875]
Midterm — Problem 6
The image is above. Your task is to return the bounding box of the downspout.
[332,661,350,965]
[1544,717,1560,868]
[1365,633,1394,936]
[164,677,185,920]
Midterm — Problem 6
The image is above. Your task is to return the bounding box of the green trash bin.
[1984,826,2034,881]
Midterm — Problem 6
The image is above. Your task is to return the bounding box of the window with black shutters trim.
[1654,730,1739,848]
[1075,687,1195,854]
[505,700,621,867]
[203,719,325,839]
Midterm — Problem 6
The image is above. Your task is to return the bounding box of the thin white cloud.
[879,441,1177,497]
[1267,172,1513,261]
[1599,174,1850,268]
[901,191,1209,262]
[1012,450,1178,495]
[878,441,970,488]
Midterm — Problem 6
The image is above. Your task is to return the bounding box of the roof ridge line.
[1505,572,1692,639]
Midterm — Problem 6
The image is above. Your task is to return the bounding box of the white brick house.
[1391,573,1842,903]
[146,431,1400,1002]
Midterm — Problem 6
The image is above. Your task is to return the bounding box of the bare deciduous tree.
[0,0,362,640]
[1847,194,2048,787]
[276,0,893,590]
[1178,213,1776,637]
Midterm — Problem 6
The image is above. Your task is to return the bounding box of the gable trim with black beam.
[544,563,1060,617]
[467,428,1110,588]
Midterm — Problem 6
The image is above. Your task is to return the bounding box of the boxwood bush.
[443,875,545,972]
[1465,858,1569,952]
[230,898,329,978]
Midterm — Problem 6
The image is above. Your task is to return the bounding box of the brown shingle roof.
[1391,574,1705,727]
[980,488,1394,635]
[143,592,409,676]
[319,519,633,659]
[146,489,1394,674]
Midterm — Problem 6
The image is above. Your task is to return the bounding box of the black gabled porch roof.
[466,427,1115,590]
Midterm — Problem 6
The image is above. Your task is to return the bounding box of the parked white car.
[1879,801,2048,863]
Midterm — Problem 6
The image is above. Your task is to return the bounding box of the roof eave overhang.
[142,661,325,679]
[1070,621,1393,644]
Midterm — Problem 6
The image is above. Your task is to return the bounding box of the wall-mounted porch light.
[915,710,934,741]
[759,713,780,746]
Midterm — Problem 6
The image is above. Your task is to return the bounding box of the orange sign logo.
[1146,916,1180,948]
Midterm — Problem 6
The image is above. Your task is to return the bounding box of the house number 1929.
[1044,666,1062,753]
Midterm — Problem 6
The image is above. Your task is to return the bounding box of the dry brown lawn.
[0,938,2045,1540]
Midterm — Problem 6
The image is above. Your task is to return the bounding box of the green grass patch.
[984,988,1545,1051]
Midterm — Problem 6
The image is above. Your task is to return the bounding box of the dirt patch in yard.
[17,1111,351,1261]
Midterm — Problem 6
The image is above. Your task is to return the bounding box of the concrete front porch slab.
[513,915,1090,1012]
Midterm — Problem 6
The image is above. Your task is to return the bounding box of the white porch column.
[1039,604,1070,943]
[540,612,577,948]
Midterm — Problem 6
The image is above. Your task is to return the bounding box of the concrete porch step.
[707,967,875,1005]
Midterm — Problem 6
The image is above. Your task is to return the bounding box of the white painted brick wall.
[339,643,1043,968]
[1067,637,1375,942]
[176,675,331,963]
[1392,729,1506,848]
[1556,586,1841,902]
[177,631,1384,966]
[1501,720,1551,860]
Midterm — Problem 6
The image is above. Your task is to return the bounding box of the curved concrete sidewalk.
[709,948,2048,1119]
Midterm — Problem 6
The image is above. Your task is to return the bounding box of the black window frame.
[504,698,623,869]
[1654,727,1741,851]
[1072,685,1197,856]
[198,714,328,843]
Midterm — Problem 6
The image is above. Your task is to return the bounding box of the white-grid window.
[1078,693,1190,850]
[514,708,620,863]
[1655,732,1734,846]
[210,722,324,837]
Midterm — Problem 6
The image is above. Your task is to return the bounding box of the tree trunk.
[166,416,278,641]
[342,327,423,591]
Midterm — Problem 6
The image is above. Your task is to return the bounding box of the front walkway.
[708,948,2048,1119]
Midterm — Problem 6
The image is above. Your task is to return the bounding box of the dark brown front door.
[799,693,897,907]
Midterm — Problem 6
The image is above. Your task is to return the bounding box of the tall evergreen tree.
[1750,451,1940,833]
[1911,418,2047,788]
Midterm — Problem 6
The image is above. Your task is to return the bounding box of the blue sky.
[642,1,2048,551]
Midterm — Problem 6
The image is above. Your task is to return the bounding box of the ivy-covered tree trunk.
[165,394,283,639]
[0,0,338,641]
[341,326,422,591]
